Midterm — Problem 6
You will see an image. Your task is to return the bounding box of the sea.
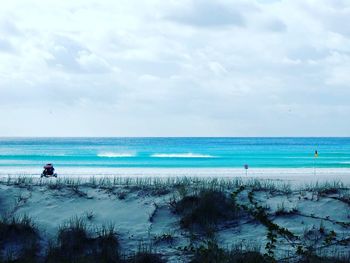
[0,137,350,177]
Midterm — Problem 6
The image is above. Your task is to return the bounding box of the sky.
[0,0,350,137]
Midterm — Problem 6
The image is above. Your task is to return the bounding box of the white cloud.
[0,0,350,136]
[77,51,110,73]
[166,0,246,27]
[0,38,15,53]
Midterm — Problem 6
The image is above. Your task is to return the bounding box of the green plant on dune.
[171,189,241,234]
[243,190,297,260]
[275,202,298,216]
[324,230,337,245]
[126,252,165,263]
[298,251,350,263]
[190,240,269,263]
[0,214,39,262]
[46,217,120,263]
[94,225,120,263]
[125,243,165,263]
[153,232,174,245]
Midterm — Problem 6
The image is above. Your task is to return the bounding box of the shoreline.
[1,167,350,184]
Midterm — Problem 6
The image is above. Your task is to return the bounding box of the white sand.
[0,172,349,262]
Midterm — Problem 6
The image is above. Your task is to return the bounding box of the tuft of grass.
[245,179,292,195]
[0,214,39,262]
[46,216,91,262]
[94,224,120,262]
[85,211,95,221]
[46,217,120,263]
[275,202,298,216]
[303,181,345,196]
[117,191,127,200]
[47,180,63,190]
[0,214,37,239]
[299,252,350,263]
[126,252,165,263]
[125,243,165,263]
[190,240,268,263]
[153,232,174,245]
[172,189,240,233]
[324,230,337,245]
[58,217,89,252]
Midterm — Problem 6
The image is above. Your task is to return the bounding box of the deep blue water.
[0,137,349,169]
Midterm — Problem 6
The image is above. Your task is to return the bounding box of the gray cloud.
[288,46,329,61]
[265,18,287,32]
[0,38,15,53]
[167,1,245,27]
[0,18,21,36]
[46,36,110,73]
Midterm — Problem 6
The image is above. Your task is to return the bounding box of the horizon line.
[0,136,350,139]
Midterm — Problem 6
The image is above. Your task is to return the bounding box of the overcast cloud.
[0,0,349,136]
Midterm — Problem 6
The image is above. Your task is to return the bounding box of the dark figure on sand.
[41,163,57,178]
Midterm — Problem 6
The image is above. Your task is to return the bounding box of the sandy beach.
[1,174,349,262]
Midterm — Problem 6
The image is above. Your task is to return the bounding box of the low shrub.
[299,253,350,263]
[275,202,298,216]
[124,243,165,263]
[153,233,174,245]
[46,218,120,263]
[126,252,165,263]
[0,215,39,262]
[190,241,268,263]
[173,189,240,232]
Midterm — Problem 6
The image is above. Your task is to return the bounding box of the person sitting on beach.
[41,163,57,177]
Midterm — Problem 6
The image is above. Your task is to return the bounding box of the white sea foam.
[97,152,135,158]
[151,153,216,158]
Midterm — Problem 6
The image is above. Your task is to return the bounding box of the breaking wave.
[151,153,216,158]
[97,152,135,158]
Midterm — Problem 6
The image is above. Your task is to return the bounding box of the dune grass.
[0,214,39,262]
[298,253,350,263]
[46,217,120,263]
[190,240,268,263]
[0,176,349,262]
[171,189,241,234]
[0,175,298,193]
[124,243,165,263]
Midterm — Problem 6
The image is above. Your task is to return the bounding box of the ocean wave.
[97,152,135,158]
[151,153,216,158]
[283,156,350,159]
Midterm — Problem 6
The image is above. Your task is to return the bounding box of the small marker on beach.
[314,150,318,176]
[244,164,248,176]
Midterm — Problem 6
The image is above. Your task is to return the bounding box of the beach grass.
[0,175,349,262]
[171,189,241,234]
[190,240,268,263]
[0,214,39,262]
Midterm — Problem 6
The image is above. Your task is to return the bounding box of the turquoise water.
[0,137,349,169]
